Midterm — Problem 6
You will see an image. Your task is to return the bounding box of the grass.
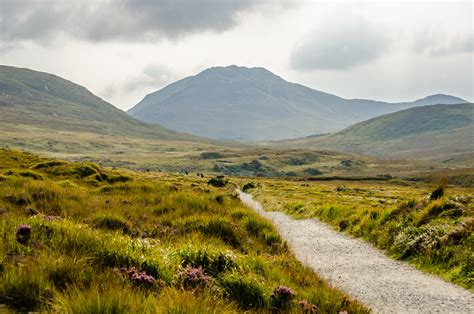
[246,177,474,289]
[0,148,367,312]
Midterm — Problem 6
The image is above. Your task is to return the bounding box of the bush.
[303,168,322,176]
[177,266,211,289]
[221,273,268,309]
[207,177,228,187]
[271,285,296,310]
[242,182,256,192]
[430,186,444,201]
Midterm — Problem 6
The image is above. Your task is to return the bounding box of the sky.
[1,0,473,110]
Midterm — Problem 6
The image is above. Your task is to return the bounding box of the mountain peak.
[414,94,467,105]
[198,65,281,80]
[128,66,468,141]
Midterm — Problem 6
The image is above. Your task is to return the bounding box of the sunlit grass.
[0,149,367,312]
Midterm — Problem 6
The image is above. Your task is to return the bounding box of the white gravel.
[238,190,474,313]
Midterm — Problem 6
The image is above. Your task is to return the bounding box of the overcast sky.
[1,0,472,110]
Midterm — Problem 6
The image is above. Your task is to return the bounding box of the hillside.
[128,65,466,141]
[0,149,368,312]
[277,103,474,164]
[0,65,204,142]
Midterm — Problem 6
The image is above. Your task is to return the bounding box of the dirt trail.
[238,190,474,313]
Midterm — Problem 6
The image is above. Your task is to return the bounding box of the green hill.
[278,103,474,165]
[0,65,204,141]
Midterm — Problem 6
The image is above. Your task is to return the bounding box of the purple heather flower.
[273,285,295,299]
[179,266,210,288]
[116,267,156,287]
[16,224,31,245]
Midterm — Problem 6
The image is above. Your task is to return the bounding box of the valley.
[0,65,472,312]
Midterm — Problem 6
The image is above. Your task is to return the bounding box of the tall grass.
[0,149,368,312]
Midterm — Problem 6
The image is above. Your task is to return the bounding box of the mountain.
[0,65,205,142]
[128,65,466,141]
[276,103,474,165]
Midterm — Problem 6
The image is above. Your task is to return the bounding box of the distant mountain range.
[276,103,474,165]
[128,65,466,141]
[0,65,205,142]
[1,64,471,166]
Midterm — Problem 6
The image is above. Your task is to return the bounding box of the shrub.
[430,186,444,201]
[116,267,156,288]
[215,195,225,205]
[221,273,268,309]
[303,168,322,176]
[16,224,31,245]
[242,182,256,192]
[207,177,228,187]
[271,285,296,310]
[177,266,211,289]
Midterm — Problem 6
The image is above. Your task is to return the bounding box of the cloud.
[290,17,389,71]
[413,30,473,56]
[101,63,175,100]
[0,0,272,44]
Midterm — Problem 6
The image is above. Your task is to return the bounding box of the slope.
[0,65,204,142]
[128,65,466,141]
[277,103,474,164]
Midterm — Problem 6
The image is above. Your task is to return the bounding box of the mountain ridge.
[128,65,466,141]
[274,102,474,165]
[0,65,210,142]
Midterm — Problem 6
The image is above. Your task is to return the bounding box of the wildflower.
[126,267,156,287]
[273,285,295,298]
[179,266,211,288]
[16,224,31,245]
[271,285,295,309]
[115,267,156,287]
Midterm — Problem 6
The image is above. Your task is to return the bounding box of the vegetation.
[277,103,474,167]
[0,149,367,312]
[247,177,474,289]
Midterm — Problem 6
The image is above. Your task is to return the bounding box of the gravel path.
[238,190,474,313]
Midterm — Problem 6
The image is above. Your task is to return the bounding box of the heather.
[0,149,367,312]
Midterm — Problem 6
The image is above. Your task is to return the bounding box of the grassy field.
[0,149,368,313]
[243,177,473,289]
[2,121,463,181]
